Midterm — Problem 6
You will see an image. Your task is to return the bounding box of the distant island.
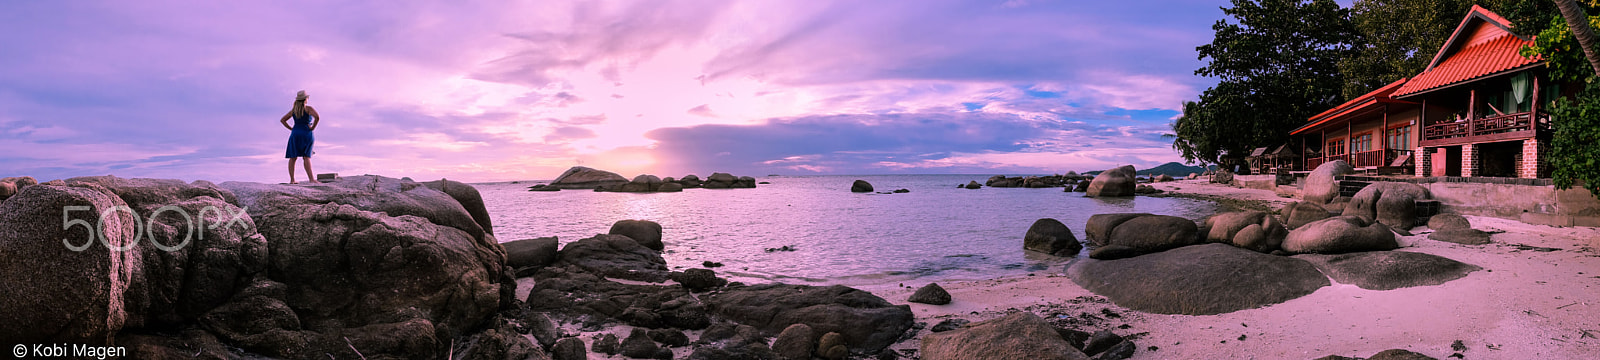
[1082,162,1209,178]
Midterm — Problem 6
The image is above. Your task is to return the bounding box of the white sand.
[868,181,1600,359]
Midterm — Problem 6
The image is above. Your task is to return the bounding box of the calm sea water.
[477,174,1221,286]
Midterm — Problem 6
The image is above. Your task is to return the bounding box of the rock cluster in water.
[529,166,757,192]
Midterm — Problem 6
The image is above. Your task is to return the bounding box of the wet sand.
[868,180,1600,359]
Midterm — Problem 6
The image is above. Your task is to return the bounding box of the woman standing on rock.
[280,90,321,184]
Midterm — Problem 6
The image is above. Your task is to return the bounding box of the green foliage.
[1521,14,1600,83]
[1173,0,1358,165]
[1520,2,1600,198]
[1547,82,1600,197]
[1339,0,1475,99]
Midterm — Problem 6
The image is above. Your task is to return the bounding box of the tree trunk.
[1555,0,1600,76]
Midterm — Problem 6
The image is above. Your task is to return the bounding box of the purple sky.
[1,0,1284,183]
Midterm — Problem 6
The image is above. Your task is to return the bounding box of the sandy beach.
[868,179,1600,359]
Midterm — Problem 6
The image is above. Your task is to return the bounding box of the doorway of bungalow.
[1430,146,1462,177]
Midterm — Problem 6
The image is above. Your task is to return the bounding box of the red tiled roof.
[1292,78,1413,135]
[1393,5,1541,97]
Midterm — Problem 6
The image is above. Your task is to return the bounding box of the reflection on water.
[478,174,1219,286]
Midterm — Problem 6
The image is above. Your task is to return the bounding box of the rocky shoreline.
[0,175,915,360]
[3,166,1597,359]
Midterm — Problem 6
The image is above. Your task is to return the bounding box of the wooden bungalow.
[1292,78,1423,174]
[1296,5,1570,178]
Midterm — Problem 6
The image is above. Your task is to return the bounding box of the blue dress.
[285,111,315,158]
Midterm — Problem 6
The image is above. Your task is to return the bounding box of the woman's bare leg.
[288,158,298,184]
[303,157,319,183]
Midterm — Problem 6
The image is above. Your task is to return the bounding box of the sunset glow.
[1,0,1236,182]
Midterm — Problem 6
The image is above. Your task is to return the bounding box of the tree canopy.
[1521,1,1600,197]
[1171,0,1357,165]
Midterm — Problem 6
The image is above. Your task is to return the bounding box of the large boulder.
[1281,216,1398,254]
[1069,243,1330,315]
[0,180,150,344]
[422,178,495,236]
[658,182,684,192]
[908,283,952,305]
[1024,218,1082,257]
[1304,161,1354,204]
[0,177,273,346]
[1281,201,1335,229]
[1085,165,1136,197]
[218,175,506,357]
[772,323,816,360]
[733,176,759,188]
[553,234,668,282]
[504,237,560,269]
[1,174,505,357]
[703,172,740,189]
[548,166,629,189]
[851,180,874,193]
[609,219,665,251]
[618,174,664,192]
[1429,228,1492,245]
[1343,182,1430,230]
[1083,213,1150,247]
[704,284,914,354]
[0,175,38,201]
[1427,213,1472,231]
[1203,211,1288,253]
[987,175,1019,188]
[1295,251,1481,290]
[1210,169,1235,185]
[920,312,1089,360]
[1090,214,1200,259]
[1154,174,1175,182]
[1071,179,1090,192]
[965,181,982,189]
[678,174,703,188]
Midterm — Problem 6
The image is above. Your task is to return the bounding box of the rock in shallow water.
[1293,251,1480,290]
[1085,165,1136,197]
[1069,243,1329,315]
[505,236,559,269]
[554,233,669,282]
[852,179,874,193]
[1024,218,1082,257]
[610,219,665,251]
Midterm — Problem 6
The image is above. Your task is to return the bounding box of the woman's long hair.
[292,99,307,119]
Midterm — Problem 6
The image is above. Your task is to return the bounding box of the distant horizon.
[3,1,1255,184]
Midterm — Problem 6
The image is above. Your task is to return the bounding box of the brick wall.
[1520,138,1546,178]
[1462,144,1479,177]
[1415,146,1430,177]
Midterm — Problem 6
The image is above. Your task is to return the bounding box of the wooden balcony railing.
[1305,149,1412,170]
[1423,112,1544,141]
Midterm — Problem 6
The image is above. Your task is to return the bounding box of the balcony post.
[1468,89,1476,135]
